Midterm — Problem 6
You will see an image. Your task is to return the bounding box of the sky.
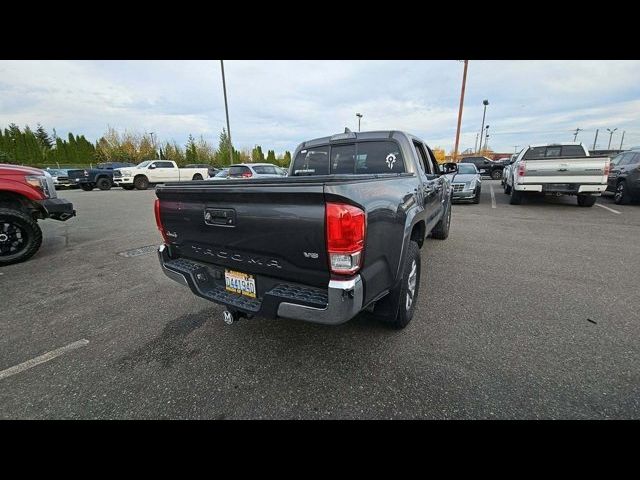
[1,60,639,155]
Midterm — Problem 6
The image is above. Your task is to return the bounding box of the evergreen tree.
[283,151,292,166]
[251,145,265,163]
[215,128,234,166]
[35,124,52,149]
[185,134,198,163]
[266,149,276,163]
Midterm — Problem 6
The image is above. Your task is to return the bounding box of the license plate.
[224,269,256,298]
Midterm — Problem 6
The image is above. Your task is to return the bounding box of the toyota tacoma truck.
[113,160,209,190]
[67,162,135,191]
[155,130,456,329]
[503,142,610,206]
[0,164,76,265]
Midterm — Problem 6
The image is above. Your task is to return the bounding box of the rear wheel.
[614,181,631,205]
[0,208,43,266]
[577,194,596,207]
[96,177,111,190]
[134,175,149,190]
[503,180,512,194]
[80,183,93,191]
[491,169,503,180]
[376,240,421,329]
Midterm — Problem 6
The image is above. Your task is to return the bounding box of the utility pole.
[474,133,479,152]
[619,130,625,150]
[453,60,468,162]
[607,128,617,150]
[572,128,583,142]
[149,132,156,158]
[478,99,489,153]
[220,60,233,165]
[592,129,599,151]
[356,113,363,132]
[483,125,490,152]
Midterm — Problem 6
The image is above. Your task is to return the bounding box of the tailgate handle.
[204,208,236,226]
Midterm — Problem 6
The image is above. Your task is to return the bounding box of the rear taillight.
[326,202,366,275]
[242,171,253,178]
[154,199,169,243]
[603,161,611,176]
[517,161,526,181]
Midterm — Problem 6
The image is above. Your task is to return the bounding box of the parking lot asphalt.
[1,181,639,419]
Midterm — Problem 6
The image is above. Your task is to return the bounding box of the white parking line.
[489,184,496,209]
[0,339,89,381]
[595,203,621,215]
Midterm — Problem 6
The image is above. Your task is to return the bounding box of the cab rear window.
[524,145,587,159]
[292,141,404,176]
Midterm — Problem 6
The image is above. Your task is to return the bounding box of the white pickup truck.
[503,143,610,207]
[112,160,209,190]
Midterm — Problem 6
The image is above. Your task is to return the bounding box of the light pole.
[514,145,520,153]
[453,60,469,162]
[220,60,233,165]
[474,133,479,152]
[149,132,156,158]
[619,130,625,150]
[356,113,363,132]
[592,129,599,150]
[478,99,489,153]
[573,128,583,142]
[482,125,490,152]
[607,128,617,150]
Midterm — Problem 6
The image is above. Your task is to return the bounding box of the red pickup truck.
[0,164,76,265]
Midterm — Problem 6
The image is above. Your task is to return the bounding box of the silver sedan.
[445,163,482,203]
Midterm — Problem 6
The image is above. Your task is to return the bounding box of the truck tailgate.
[521,157,608,184]
[156,181,331,288]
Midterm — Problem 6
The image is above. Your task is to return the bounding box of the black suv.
[607,148,640,204]
[460,156,505,180]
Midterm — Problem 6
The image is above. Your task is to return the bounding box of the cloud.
[0,60,639,154]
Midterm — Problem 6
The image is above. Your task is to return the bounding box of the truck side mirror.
[149,164,156,169]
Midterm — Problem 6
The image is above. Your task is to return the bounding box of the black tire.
[80,183,93,191]
[430,202,451,240]
[376,240,421,329]
[122,185,135,191]
[614,181,631,205]
[192,174,203,181]
[504,182,512,194]
[491,169,503,180]
[577,195,596,207]
[96,177,111,190]
[0,208,43,266]
[509,186,523,205]
[134,175,149,190]
[472,187,481,204]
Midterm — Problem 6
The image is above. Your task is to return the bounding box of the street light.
[356,113,363,132]
[607,128,618,150]
[453,59,469,162]
[478,99,489,153]
[572,128,583,142]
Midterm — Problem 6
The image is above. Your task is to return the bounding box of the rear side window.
[229,166,251,177]
[292,146,331,175]
[560,145,586,156]
[253,165,277,174]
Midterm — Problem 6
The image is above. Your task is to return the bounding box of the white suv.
[227,163,286,179]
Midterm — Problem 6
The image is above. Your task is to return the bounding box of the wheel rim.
[615,184,624,201]
[0,222,27,257]
[406,259,417,311]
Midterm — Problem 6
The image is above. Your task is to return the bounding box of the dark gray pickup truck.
[154,130,456,329]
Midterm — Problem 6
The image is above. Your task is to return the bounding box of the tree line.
[0,124,292,168]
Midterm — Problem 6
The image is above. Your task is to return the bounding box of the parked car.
[460,156,505,180]
[210,168,229,180]
[67,162,135,191]
[444,162,481,203]
[0,165,75,265]
[112,160,209,190]
[500,154,518,187]
[155,130,455,329]
[503,143,609,207]
[606,147,640,204]
[185,164,218,178]
[227,163,286,179]
[46,168,76,189]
